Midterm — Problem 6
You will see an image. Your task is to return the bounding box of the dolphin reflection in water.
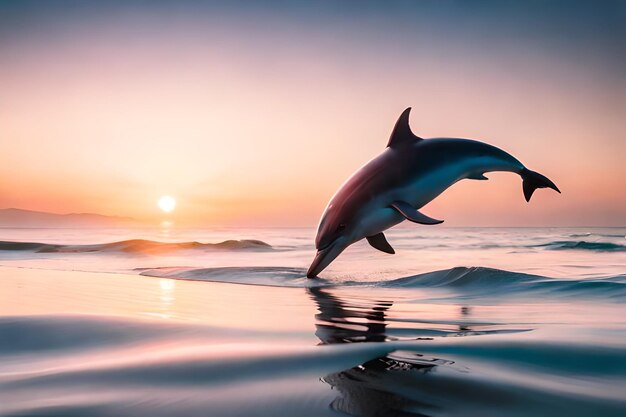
[308,287,465,417]
[308,108,560,277]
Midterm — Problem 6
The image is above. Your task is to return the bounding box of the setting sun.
[157,196,176,213]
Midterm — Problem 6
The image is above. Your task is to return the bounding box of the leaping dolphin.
[307,108,560,278]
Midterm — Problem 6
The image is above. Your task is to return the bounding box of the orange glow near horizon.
[1,4,624,227]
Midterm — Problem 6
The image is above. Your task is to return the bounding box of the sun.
[157,195,176,213]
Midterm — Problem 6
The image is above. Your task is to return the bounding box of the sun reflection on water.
[157,278,176,319]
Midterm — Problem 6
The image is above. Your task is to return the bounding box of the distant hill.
[0,208,140,228]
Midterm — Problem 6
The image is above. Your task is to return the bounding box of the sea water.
[0,226,625,416]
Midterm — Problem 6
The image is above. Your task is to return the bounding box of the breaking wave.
[0,239,273,254]
[531,240,626,252]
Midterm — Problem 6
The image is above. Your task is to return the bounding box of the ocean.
[1,226,625,416]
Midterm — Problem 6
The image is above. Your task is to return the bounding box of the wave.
[531,240,626,252]
[383,266,626,300]
[0,239,273,254]
[569,232,625,238]
[138,266,311,287]
[137,265,626,301]
[383,266,539,288]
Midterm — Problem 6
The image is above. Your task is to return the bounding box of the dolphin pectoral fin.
[366,233,395,254]
[390,201,444,225]
[467,173,488,180]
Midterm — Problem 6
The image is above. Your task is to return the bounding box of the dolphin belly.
[356,167,464,240]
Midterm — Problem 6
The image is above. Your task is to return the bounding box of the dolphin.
[307,108,560,278]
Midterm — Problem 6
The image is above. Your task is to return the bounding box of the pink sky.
[1,3,624,226]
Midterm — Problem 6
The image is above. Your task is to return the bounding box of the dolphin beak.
[306,240,345,278]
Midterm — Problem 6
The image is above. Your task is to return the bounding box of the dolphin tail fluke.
[521,168,560,202]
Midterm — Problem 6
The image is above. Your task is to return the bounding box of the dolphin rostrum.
[307,108,560,278]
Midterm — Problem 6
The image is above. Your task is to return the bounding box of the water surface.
[1,227,625,416]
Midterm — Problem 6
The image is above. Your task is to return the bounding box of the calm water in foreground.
[0,227,625,416]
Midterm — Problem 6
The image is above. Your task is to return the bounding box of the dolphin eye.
[336,224,346,232]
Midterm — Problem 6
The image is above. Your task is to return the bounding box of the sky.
[1,0,625,227]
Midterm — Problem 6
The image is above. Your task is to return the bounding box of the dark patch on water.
[530,240,626,252]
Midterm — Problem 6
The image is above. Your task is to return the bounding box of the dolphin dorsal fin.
[387,107,422,148]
